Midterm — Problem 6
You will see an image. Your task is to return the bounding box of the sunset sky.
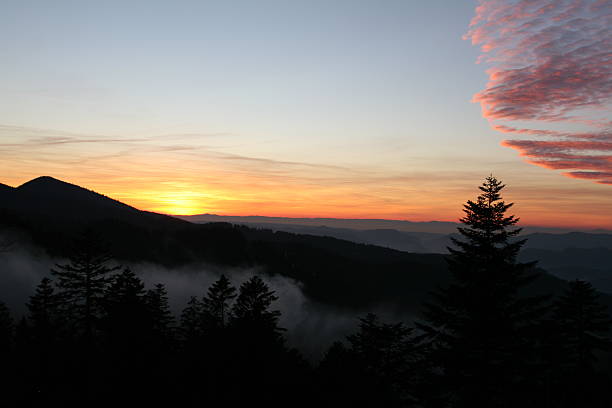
[1,0,610,229]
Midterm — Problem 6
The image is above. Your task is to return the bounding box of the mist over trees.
[0,176,611,407]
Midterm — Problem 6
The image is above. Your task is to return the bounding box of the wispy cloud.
[0,124,481,221]
[1,124,610,227]
[465,0,612,184]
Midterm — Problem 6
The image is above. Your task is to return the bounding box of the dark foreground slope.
[0,176,601,313]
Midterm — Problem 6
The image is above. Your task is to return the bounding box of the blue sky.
[1,0,610,228]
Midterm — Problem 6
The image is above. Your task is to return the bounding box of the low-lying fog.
[0,240,407,360]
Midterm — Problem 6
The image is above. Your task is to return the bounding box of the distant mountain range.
[178,213,612,235]
[1,176,610,312]
[179,216,612,293]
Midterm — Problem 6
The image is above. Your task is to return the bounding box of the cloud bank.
[465,0,612,184]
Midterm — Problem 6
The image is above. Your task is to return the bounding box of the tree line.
[0,176,610,407]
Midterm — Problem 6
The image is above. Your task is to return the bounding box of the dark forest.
[1,176,610,407]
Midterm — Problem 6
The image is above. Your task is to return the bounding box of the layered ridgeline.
[179,214,612,293]
[0,176,609,314]
[1,176,610,406]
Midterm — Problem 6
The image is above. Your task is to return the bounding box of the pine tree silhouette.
[25,277,63,398]
[319,313,421,406]
[180,296,202,342]
[0,300,13,352]
[178,295,205,403]
[347,313,420,405]
[27,277,60,335]
[145,283,175,346]
[548,279,612,407]
[192,275,239,403]
[229,275,288,405]
[103,267,148,340]
[101,267,150,400]
[0,300,15,402]
[231,275,284,340]
[201,274,236,331]
[417,176,547,408]
[553,280,612,371]
[51,229,120,342]
[50,229,120,402]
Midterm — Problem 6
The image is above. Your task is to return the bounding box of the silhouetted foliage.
[201,274,236,331]
[318,313,421,407]
[145,283,175,346]
[231,275,284,339]
[51,229,120,342]
[553,280,612,370]
[0,300,15,402]
[27,278,60,333]
[418,176,549,407]
[24,277,63,398]
[0,300,13,348]
[1,177,612,407]
[180,295,202,345]
[102,267,149,344]
[545,279,612,407]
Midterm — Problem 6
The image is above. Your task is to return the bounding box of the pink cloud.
[465,0,612,185]
[565,171,612,184]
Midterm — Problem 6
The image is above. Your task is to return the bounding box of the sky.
[0,0,610,229]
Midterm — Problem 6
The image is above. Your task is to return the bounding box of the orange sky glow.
[1,126,610,230]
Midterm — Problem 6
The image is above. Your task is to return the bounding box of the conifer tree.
[0,300,13,352]
[548,279,612,408]
[180,296,202,345]
[228,276,289,405]
[26,277,63,393]
[101,267,152,400]
[417,176,546,407]
[551,280,612,372]
[231,275,284,342]
[318,314,421,407]
[51,229,120,341]
[201,274,236,331]
[103,267,148,334]
[145,283,175,344]
[0,300,15,399]
[348,314,419,401]
[27,277,60,335]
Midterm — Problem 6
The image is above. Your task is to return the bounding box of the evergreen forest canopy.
[0,176,611,407]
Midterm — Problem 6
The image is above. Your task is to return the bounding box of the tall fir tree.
[145,283,175,346]
[50,229,120,403]
[347,314,420,404]
[417,176,547,408]
[318,313,421,407]
[51,229,120,341]
[27,277,60,335]
[547,279,612,407]
[101,267,150,400]
[26,277,63,396]
[194,275,238,403]
[143,282,176,404]
[103,267,148,339]
[0,300,13,352]
[201,274,236,331]
[180,296,202,345]
[0,300,15,400]
[228,275,289,405]
[230,275,284,342]
[551,279,612,371]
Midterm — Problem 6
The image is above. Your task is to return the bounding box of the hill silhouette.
[1,176,187,229]
[0,176,607,313]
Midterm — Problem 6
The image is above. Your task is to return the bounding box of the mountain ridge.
[178,213,611,235]
[1,176,609,311]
